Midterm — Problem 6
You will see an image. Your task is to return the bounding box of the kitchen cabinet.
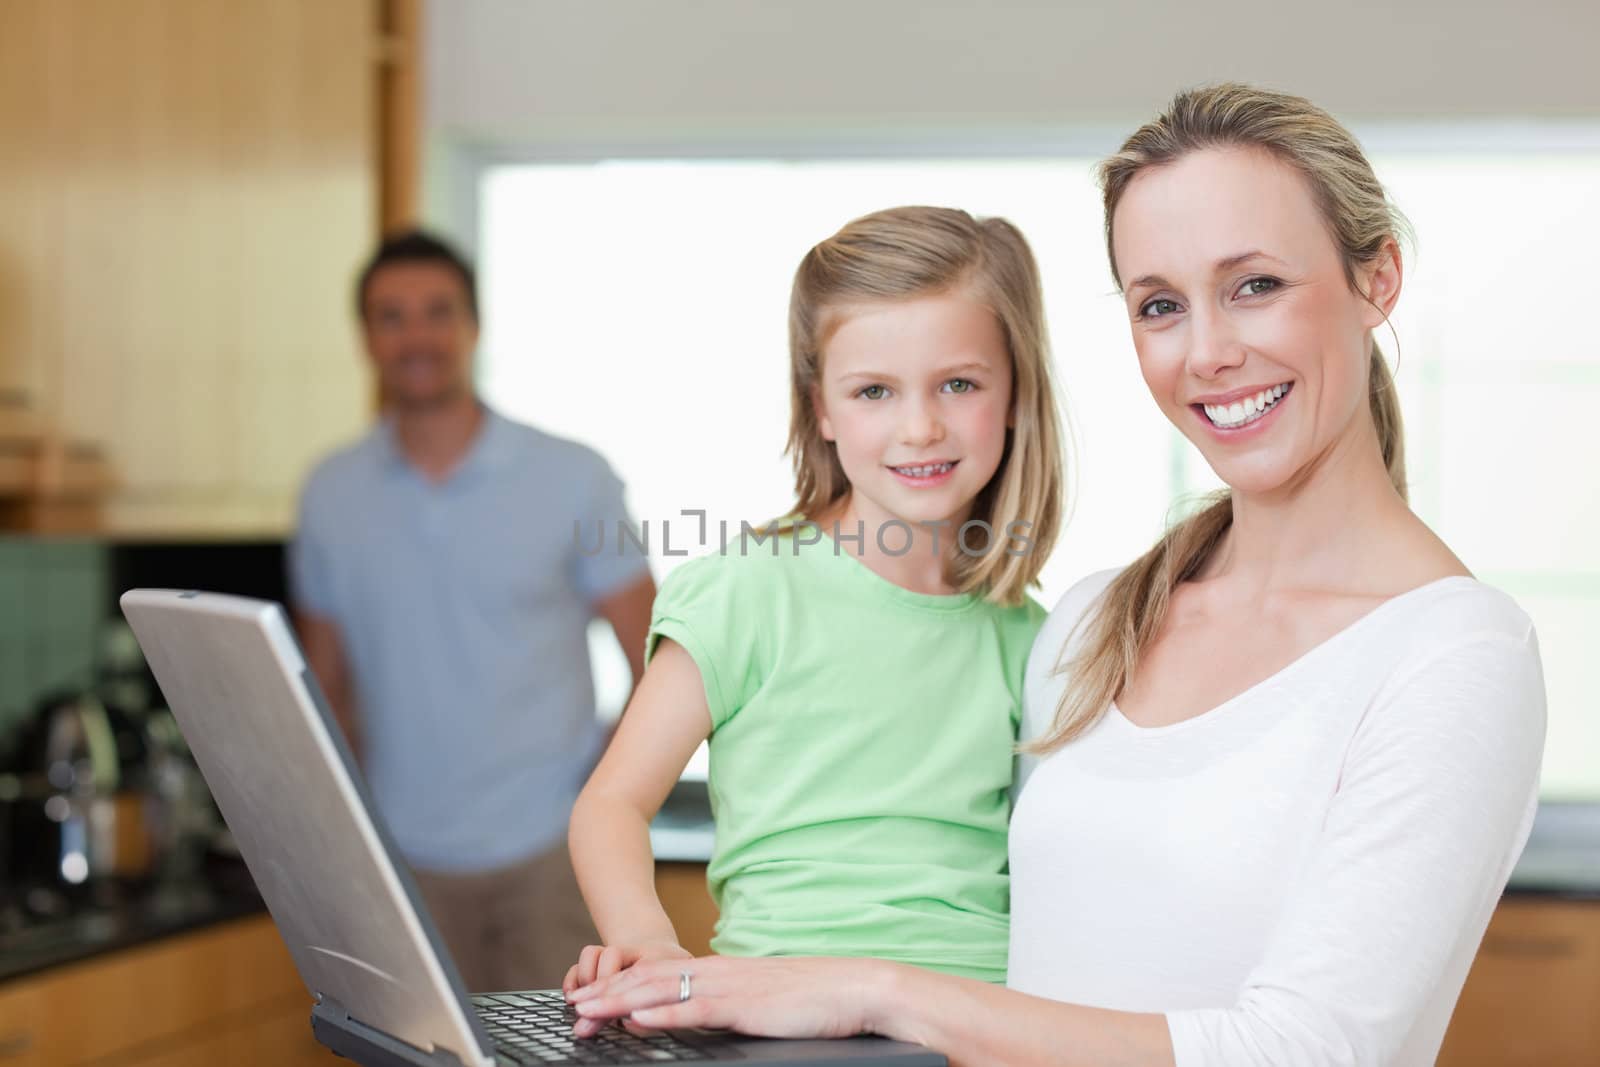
[0,982,43,1065]
[0,0,378,537]
[0,871,710,1065]
[657,862,719,958]
[0,913,330,1066]
[1438,897,1600,1066]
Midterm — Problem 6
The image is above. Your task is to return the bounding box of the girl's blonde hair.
[1030,83,1410,752]
[785,205,1065,606]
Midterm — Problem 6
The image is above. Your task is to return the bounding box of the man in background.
[290,230,654,990]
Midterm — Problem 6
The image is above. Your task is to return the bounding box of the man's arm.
[592,570,656,694]
[296,611,361,764]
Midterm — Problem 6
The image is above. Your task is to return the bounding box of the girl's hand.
[566,955,896,1042]
[562,941,695,1037]
[563,940,692,994]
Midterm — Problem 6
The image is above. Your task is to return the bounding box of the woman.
[568,84,1547,1067]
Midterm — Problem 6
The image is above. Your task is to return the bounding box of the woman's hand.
[562,941,695,1037]
[565,955,898,1041]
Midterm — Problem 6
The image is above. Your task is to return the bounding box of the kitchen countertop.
[650,778,716,864]
[1502,801,1600,901]
[6,797,1590,988]
[647,830,1600,900]
[0,866,267,985]
[649,791,1600,901]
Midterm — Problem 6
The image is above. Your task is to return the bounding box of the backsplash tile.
[0,536,107,733]
[0,536,289,744]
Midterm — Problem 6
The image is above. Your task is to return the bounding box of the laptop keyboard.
[472,992,733,1064]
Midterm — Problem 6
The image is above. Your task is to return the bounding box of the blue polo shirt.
[289,407,648,873]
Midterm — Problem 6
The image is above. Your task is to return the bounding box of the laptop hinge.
[311,995,488,1067]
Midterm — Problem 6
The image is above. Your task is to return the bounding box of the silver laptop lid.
[121,589,496,1067]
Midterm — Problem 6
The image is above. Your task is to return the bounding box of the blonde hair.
[1030,83,1410,752]
[785,205,1065,606]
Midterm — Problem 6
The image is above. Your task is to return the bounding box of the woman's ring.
[678,970,693,1003]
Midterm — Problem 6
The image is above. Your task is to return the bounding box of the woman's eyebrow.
[1214,249,1288,272]
[1126,250,1289,292]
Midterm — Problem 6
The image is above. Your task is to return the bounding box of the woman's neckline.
[1108,574,1481,737]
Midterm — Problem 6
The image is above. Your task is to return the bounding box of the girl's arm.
[565,638,712,1001]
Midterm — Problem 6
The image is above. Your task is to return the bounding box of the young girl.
[562,206,1065,1025]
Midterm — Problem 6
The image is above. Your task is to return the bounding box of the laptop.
[120,589,946,1067]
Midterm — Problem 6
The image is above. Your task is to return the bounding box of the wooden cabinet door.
[6,913,318,1065]
[0,981,43,1066]
[656,862,718,958]
[0,0,376,536]
[1438,899,1600,1066]
[120,996,334,1067]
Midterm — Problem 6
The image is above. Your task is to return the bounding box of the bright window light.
[478,149,1600,799]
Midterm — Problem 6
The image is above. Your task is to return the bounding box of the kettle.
[3,689,159,892]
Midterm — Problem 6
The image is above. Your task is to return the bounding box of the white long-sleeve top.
[1008,571,1546,1067]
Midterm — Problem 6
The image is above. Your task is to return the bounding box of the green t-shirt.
[647,532,1045,983]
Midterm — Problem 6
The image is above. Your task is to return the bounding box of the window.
[476,146,1600,798]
